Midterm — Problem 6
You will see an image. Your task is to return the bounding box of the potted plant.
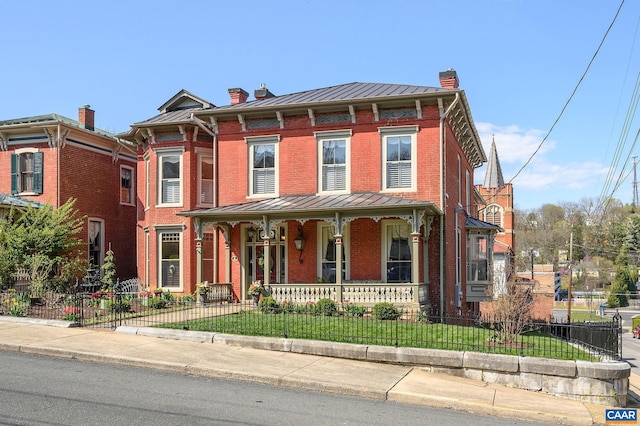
[195,281,209,306]
[248,280,264,307]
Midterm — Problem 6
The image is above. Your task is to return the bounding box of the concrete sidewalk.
[0,317,616,425]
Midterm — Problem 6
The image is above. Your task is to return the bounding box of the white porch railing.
[266,282,427,307]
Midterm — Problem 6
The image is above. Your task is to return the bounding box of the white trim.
[157,227,184,292]
[247,137,279,198]
[379,127,418,193]
[381,220,412,283]
[316,222,350,282]
[316,130,351,195]
[14,147,39,154]
[156,149,183,208]
[197,153,215,208]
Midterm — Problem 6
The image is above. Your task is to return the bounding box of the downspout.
[438,93,460,318]
[454,205,466,311]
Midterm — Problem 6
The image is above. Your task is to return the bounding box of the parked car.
[633,325,640,338]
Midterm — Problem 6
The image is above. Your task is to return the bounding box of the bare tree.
[485,275,533,345]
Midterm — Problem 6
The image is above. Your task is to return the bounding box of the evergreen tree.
[101,245,117,291]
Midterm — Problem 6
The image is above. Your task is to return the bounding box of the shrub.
[372,302,402,320]
[179,295,196,303]
[147,297,168,309]
[258,296,281,314]
[106,297,131,313]
[343,303,367,317]
[7,292,30,317]
[316,298,338,316]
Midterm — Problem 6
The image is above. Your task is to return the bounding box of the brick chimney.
[254,83,276,101]
[78,104,95,130]
[228,88,249,105]
[439,69,459,89]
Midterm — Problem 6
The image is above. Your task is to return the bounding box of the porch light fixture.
[294,225,305,264]
[247,226,255,242]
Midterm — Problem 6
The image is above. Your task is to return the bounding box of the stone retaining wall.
[119,326,631,407]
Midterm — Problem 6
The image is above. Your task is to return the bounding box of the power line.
[508,0,626,184]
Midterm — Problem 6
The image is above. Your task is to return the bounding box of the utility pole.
[633,155,639,208]
[567,232,573,323]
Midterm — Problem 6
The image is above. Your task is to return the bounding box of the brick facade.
[0,112,137,281]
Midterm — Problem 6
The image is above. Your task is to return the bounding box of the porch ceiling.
[178,192,441,222]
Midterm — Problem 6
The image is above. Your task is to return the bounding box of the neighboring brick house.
[0,106,138,279]
[122,70,498,315]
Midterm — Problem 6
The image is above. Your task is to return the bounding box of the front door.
[245,225,286,299]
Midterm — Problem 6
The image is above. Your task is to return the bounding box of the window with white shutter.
[316,130,350,194]
[379,126,417,192]
[246,136,279,197]
[156,149,183,207]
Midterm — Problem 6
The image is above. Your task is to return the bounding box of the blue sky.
[1,0,638,211]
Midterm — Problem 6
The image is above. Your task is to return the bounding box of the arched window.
[485,204,503,227]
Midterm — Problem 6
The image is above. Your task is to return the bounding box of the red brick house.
[0,106,138,279]
[123,70,497,315]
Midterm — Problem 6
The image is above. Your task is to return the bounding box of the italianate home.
[0,107,138,278]
[123,69,497,315]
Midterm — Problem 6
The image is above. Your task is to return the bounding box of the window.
[144,154,150,209]
[199,156,214,205]
[467,234,488,282]
[11,150,43,195]
[457,155,461,205]
[157,150,182,206]
[159,229,182,289]
[466,169,471,210]
[384,222,412,283]
[380,126,417,191]
[247,136,279,197]
[485,204,503,227]
[316,130,350,193]
[88,219,104,269]
[120,166,134,205]
[318,224,348,282]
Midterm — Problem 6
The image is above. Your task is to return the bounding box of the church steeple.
[483,136,505,190]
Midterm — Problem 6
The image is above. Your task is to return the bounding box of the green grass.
[159,310,598,361]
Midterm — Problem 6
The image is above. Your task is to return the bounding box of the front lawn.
[160,310,598,361]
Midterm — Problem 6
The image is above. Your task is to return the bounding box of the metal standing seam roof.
[205,82,455,112]
[0,194,44,209]
[0,113,116,138]
[178,192,442,220]
[465,216,502,232]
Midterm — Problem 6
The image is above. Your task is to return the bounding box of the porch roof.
[178,192,441,222]
[465,216,502,232]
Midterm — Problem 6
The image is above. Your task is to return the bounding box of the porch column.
[220,225,231,283]
[263,238,271,287]
[411,232,421,304]
[335,234,343,302]
[195,236,203,285]
[193,218,203,285]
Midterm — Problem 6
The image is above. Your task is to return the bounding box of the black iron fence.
[0,287,622,361]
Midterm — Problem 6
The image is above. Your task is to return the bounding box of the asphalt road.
[0,351,548,426]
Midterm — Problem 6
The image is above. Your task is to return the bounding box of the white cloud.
[476,122,554,163]
[476,123,609,196]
